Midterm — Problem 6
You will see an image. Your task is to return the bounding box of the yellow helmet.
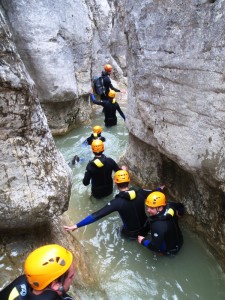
[91,139,104,153]
[104,64,112,72]
[93,125,102,134]
[108,90,116,99]
[145,191,166,207]
[24,244,73,291]
[114,170,130,184]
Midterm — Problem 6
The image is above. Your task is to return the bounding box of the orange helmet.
[104,64,112,72]
[145,191,166,207]
[91,139,104,153]
[24,244,73,290]
[108,90,116,99]
[93,125,102,134]
[114,170,130,184]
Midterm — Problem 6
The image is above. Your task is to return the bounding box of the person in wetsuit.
[82,139,120,199]
[83,125,106,146]
[0,244,76,300]
[91,90,125,127]
[138,191,184,255]
[64,170,164,239]
[100,64,121,101]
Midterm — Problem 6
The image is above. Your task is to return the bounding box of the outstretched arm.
[64,215,96,232]
[63,201,117,232]
[116,104,125,121]
[105,76,120,92]
[90,93,104,106]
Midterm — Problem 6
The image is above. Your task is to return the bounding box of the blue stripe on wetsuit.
[142,239,151,247]
[76,215,96,228]
[90,93,96,102]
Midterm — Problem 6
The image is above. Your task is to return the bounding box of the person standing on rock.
[64,170,164,240]
[0,244,76,300]
[91,90,125,127]
[137,191,184,255]
[83,139,124,199]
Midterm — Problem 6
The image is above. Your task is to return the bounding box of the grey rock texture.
[1,0,127,134]
[1,0,225,271]
[123,1,225,264]
[0,6,72,231]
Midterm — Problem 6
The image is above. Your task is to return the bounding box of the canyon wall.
[122,0,225,265]
[1,0,225,273]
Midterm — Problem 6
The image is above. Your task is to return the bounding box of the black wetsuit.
[0,275,73,300]
[100,71,120,101]
[75,188,162,239]
[141,202,184,255]
[90,93,125,127]
[83,154,120,199]
[84,133,106,146]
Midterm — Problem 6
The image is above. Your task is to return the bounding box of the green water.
[54,106,225,300]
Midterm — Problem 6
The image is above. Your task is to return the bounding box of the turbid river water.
[54,104,225,300]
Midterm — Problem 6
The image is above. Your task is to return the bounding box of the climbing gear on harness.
[145,191,166,207]
[91,140,104,153]
[24,244,73,290]
[114,170,130,183]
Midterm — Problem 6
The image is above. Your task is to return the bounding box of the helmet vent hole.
[59,259,66,266]
[33,282,39,287]
[56,257,60,263]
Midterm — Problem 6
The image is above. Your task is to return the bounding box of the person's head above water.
[24,244,75,294]
[145,191,166,216]
[91,139,104,155]
[93,125,102,135]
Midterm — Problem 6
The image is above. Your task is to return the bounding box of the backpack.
[92,75,105,96]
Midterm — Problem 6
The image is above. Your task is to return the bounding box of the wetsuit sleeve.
[104,76,120,92]
[116,103,125,120]
[101,136,106,142]
[108,158,120,172]
[90,93,104,106]
[92,200,118,219]
[76,215,96,227]
[141,222,166,252]
[86,135,93,145]
[82,164,92,186]
[77,201,118,228]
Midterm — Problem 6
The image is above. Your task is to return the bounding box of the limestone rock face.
[125,0,225,189]
[1,0,127,134]
[122,1,225,264]
[0,6,72,231]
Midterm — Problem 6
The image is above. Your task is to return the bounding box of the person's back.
[101,64,120,100]
[86,133,105,145]
[83,140,120,198]
[90,90,125,127]
[94,188,151,239]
